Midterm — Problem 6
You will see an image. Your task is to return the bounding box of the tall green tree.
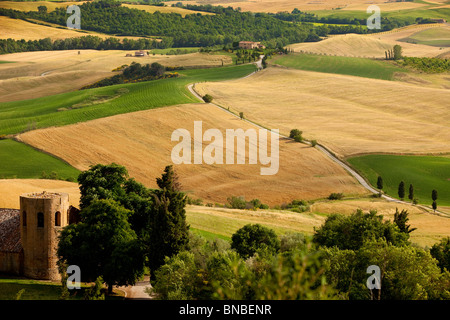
[408,184,414,202]
[376,176,383,190]
[313,210,409,251]
[148,165,190,280]
[393,208,416,234]
[231,224,280,259]
[57,199,146,293]
[398,181,405,200]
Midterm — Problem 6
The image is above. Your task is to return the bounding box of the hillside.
[195,67,450,158]
[17,103,367,206]
[0,50,232,102]
[287,32,449,58]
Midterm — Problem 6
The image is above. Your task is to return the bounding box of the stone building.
[238,41,266,50]
[0,192,80,280]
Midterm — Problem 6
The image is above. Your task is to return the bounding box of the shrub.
[313,210,410,251]
[227,196,247,209]
[231,224,280,259]
[328,193,344,200]
[203,94,213,103]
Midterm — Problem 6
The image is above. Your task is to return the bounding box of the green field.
[0,64,256,135]
[347,154,450,207]
[273,53,406,80]
[399,27,450,47]
[311,7,450,24]
[0,139,80,180]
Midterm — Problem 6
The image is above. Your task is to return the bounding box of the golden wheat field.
[165,0,427,12]
[0,1,86,12]
[0,50,232,102]
[287,32,449,58]
[122,3,215,16]
[195,67,450,158]
[17,103,367,205]
[0,179,80,209]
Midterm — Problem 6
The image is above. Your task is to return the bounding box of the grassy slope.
[0,64,256,135]
[399,27,450,47]
[347,154,450,206]
[0,139,80,180]
[311,7,450,23]
[273,53,406,80]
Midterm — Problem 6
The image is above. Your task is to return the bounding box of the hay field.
[186,199,450,247]
[287,33,448,58]
[0,179,80,209]
[164,0,427,12]
[195,67,450,158]
[0,50,232,102]
[18,103,367,206]
[0,1,84,12]
[122,3,214,16]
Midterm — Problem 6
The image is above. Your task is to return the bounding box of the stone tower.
[20,192,70,280]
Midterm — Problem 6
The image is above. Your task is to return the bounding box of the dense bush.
[231,224,281,259]
[313,210,410,250]
[401,57,450,73]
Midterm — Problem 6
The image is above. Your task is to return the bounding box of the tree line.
[0,35,173,55]
[0,1,319,48]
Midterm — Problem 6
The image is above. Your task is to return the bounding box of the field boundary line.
[187,59,449,217]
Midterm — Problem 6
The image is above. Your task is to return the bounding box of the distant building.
[431,18,446,23]
[134,50,147,57]
[238,41,266,50]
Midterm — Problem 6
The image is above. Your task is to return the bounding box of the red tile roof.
[0,209,22,253]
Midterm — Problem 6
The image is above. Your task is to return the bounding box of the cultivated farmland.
[0,50,233,102]
[195,67,450,158]
[17,103,367,206]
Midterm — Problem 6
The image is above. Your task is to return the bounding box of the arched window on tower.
[55,211,61,227]
[37,212,44,228]
[22,211,27,226]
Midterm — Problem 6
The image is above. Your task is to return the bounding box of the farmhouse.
[239,41,266,50]
[134,50,147,57]
[0,192,80,280]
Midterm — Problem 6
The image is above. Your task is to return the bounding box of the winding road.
[187,57,448,216]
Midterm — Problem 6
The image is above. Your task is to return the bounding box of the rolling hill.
[17,103,367,206]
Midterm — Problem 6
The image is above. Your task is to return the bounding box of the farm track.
[187,58,449,217]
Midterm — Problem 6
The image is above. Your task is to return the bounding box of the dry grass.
[164,0,425,12]
[195,67,450,158]
[0,179,80,209]
[0,1,86,12]
[287,32,450,58]
[18,103,367,206]
[186,197,450,247]
[122,3,214,16]
[0,50,232,102]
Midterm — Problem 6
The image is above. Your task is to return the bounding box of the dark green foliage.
[323,239,450,300]
[77,163,129,209]
[401,57,450,73]
[377,176,383,190]
[328,193,344,200]
[82,62,170,89]
[432,189,438,201]
[231,224,281,259]
[393,44,402,60]
[0,1,316,48]
[433,200,438,212]
[430,237,450,272]
[408,184,414,201]
[398,181,405,200]
[148,165,190,279]
[202,94,213,103]
[313,210,410,251]
[393,208,417,234]
[57,199,145,292]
